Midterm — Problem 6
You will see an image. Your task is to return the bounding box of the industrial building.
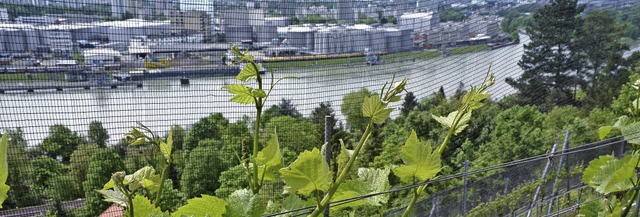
[83,48,122,69]
[0,24,40,53]
[279,24,413,54]
[169,10,212,41]
[337,0,354,23]
[426,22,470,47]
[467,15,500,37]
[95,19,171,45]
[398,12,440,32]
[0,19,171,54]
[0,9,8,23]
[111,0,170,19]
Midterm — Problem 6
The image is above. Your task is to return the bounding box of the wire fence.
[0,0,639,216]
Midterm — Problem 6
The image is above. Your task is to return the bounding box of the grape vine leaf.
[393,130,442,183]
[279,148,332,197]
[332,168,390,210]
[578,199,606,217]
[256,133,284,182]
[336,139,353,176]
[237,63,259,82]
[132,195,162,217]
[126,128,148,146]
[225,189,266,217]
[362,96,393,125]
[0,134,9,208]
[97,188,128,207]
[598,126,616,140]
[172,194,227,217]
[281,194,306,213]
[160,130,173,162]
[432,111,471,135]
[223,84,256,104]
[582,154,638,194]
[124,166,162,193]
[621,122,640,145]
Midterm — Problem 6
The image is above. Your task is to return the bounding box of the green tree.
[439,7,466,22]
[69,143,100,193]
[541,106,594,146]
[263,116,321,164]
[214,165,248,198]
[180,145,225,199]
[88,121,109,147]
[576,10,628,108]
[47,175,82,201]
[3,129,40,208]
[506,0,585,110]
[475,106,547,167]
[612,71,640,117]
[30,155,65,189]
[262,98,302,126]
[400,92,418,116]
[184,113,229,152]
[80,148,125,217]
[39,125,85,162]
[341,88,374,131]
[168,125,186,151]
[389,16,398,24]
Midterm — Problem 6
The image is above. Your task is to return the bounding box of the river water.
[3,35,529,146]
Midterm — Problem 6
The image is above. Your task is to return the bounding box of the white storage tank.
[3,29,26,52]
[23,28,39,52]
[384,27,403,52]
[314,28,332,54]
[347,25,370,53]
[0,30,5,53]
[287,26,315,50]
[400,29,413,51]
[367,28,386,52]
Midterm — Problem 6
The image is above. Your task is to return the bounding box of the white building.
[398,12,439,32]
[0,8,9,23]
[83,48,122,67]
[40,30,74,53]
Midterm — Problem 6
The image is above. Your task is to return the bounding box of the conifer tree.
[507,0,585,110]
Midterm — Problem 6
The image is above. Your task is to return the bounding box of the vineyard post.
[547,132,569,214]
[323,115,332,217]
[615,139,625,159]
[462,160,469,215]
[526,140,558,217]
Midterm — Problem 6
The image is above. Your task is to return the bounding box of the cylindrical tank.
[0,29,5,52]
[314,29,331,54]
[384,28,402,52]
[23,28,39,52]
[368,28,386,52]
[400,29,413,52]
[4,29,26,52]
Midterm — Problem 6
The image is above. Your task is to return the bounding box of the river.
[3,35,528,146]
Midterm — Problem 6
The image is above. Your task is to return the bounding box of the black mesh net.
[0,0,639,216]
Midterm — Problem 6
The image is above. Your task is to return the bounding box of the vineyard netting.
[0,0,639,216]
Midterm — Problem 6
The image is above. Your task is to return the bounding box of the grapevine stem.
[309,121,374,217]
[402,185,427,217]
[153,161,170,207]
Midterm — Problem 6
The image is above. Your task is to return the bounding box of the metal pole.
[527,139,559,217]
[323,116,332,217]
[462,160,469,216]
[547,132,570,215]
